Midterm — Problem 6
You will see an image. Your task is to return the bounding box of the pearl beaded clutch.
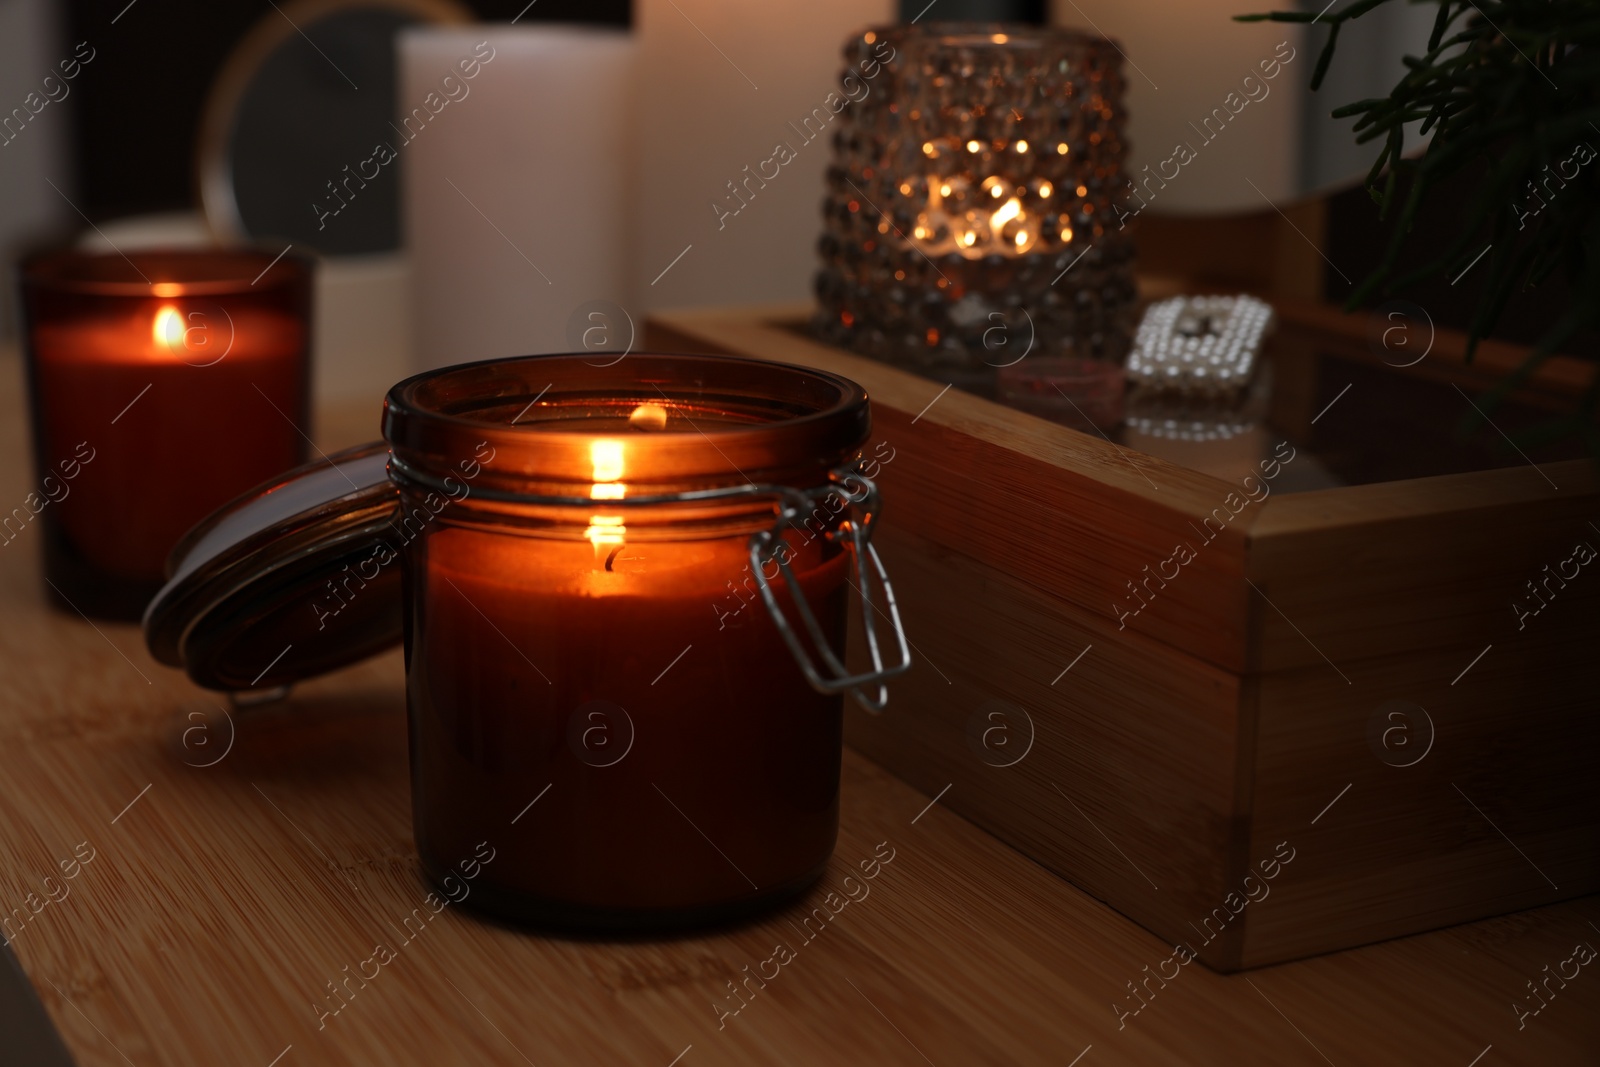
[1125,295,1275,401]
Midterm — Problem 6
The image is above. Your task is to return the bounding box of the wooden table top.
[0,350,1595,1067]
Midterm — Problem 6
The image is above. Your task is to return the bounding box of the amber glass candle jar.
[382,353,902,929]
[19,249,312,619]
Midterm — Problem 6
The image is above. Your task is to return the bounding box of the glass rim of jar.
[383,352,872,493]
[20,246,314,298]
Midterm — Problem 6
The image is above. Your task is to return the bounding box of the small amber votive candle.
[19,248,312,619]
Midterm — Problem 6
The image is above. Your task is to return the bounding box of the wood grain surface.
[1,350,1597,1066]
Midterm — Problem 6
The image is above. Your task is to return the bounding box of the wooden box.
[645,299,1600,971]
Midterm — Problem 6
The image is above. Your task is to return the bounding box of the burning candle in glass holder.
[20,249,312,618]
[143,353,909,930]
[816,25,1137,395]
[385,354,912,927]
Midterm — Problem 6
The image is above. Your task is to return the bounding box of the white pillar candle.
[399,26,635,371]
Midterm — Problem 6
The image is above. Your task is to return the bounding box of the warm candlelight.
[20,249,312,619]
[816,26,1138,385]
[908,165,1058,259]
[383,353,896,928]
[152,305,184,348]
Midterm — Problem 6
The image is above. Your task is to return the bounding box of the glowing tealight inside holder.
[815,24,1138,394]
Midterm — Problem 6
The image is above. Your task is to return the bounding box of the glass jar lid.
[142,442,403,693]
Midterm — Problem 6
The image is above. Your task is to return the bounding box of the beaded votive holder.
[813,24,1137,395]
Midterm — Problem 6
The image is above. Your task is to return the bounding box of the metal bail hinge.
[747,464,912,712]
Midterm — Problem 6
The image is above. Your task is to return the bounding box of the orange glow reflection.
[590,439,625,483]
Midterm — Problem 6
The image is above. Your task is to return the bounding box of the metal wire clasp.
[747,465,912,712]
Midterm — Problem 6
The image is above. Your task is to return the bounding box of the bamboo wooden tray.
[645,300,1600,973]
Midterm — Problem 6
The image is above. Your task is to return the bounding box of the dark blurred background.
[61,0,1047,223]
[65,0,630,222]
[4,0,1570,353]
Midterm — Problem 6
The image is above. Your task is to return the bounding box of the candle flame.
[915,176,1040,258]
[628,402,668,431]
[590,439,625,483]
[153,306,184,351]
[588,438,626,553]
[584,514,626,550]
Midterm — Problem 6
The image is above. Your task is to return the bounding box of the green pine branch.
[1236,0,1600,440]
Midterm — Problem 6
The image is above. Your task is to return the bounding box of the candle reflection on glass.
[21,249,312,619]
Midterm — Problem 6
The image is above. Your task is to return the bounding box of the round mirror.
[198,0,470,255]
